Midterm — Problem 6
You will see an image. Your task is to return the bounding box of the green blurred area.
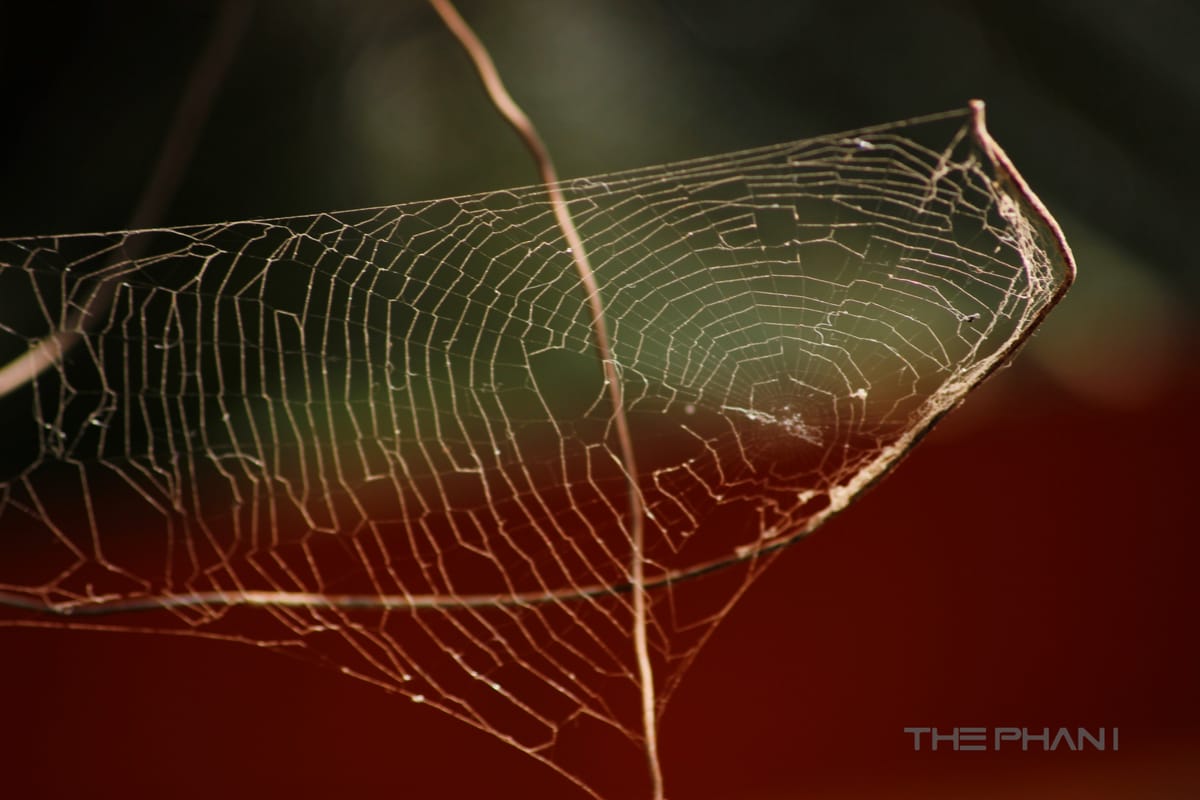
[1,0,1193,411]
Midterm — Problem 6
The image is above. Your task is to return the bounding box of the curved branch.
[423,2,661,797]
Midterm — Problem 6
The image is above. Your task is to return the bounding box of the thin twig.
[0,0,256,398]
[423,2,663,797]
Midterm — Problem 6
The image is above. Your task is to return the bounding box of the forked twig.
[423,1,663,797]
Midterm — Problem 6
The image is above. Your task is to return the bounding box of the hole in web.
[0,104,1073,799]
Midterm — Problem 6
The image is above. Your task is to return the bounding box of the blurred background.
[0,1,1196,797]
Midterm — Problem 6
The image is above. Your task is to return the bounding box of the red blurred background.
[3,356,1197,799]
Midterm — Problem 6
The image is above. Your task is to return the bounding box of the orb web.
[0,104,1073,798]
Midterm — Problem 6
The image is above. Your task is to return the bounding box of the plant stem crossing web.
[424,1,662,795]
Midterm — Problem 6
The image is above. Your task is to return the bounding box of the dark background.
[0,1,1197,797]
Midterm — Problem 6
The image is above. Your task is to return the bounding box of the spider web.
[0,104,1072,798]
